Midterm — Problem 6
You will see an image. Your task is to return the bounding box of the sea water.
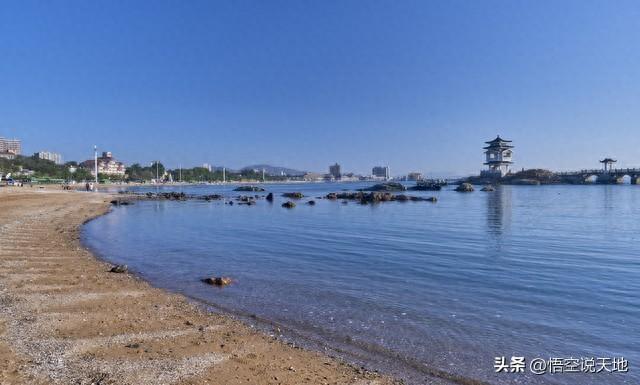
[82,183,639,384]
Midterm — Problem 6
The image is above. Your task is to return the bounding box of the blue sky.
[1,0,639,176]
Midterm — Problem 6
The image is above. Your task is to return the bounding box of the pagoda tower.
[481,135,513,178]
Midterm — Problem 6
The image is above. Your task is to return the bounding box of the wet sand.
[0,188,398,385]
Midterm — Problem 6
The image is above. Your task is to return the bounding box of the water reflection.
[486,186,511,237]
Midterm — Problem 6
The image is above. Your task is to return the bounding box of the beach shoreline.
[0,188,397,385]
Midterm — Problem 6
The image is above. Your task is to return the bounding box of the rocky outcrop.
[201,277,232,286]
[145,191,188,201]
[324,191,437,204]
[236,196,256,205]
[282,192,304,199]
[110,264,128,273]
[121,191,224,202]
[455,183,474,192]
[409,182,442,191]
[233,186,265,192]
[282,201,296,208]
[202,194,224,201]
[110,199,134,206]
[363,182,406,192]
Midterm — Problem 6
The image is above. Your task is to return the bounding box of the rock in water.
[455,183,474,192]
[307,200,316,205]
[364,182,406,192]
[282,201,296,208]
[481,185,495,192]
[202,277,233,286]
[266,192,274,202]
[409,182,442,191]
[282,192,304,199]
[110,200,133,206]
[110,264,128,273]
[233,186,265,192]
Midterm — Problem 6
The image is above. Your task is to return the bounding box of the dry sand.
[0,187,399,385]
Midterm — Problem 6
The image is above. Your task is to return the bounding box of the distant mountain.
[241,164,307,176]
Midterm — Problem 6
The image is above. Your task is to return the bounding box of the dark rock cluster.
[201,276,232,286]
[110,199,133,206]
[110,264,128,273]
[363,182,406,192]
[233,186,265,192]
[236,195,257,205]
[145,191,188,200]
[409,182,443,191]
[122,191,224,201]
[282,192,304,199]
[282,201,296,208]
[325,191,436,204]
[455,183,474,192]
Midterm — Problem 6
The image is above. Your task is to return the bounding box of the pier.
[556,168,640,184]
[556,158,640,184]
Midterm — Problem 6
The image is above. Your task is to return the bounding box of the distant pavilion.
[600,158,617,173]
[481,136,513,178]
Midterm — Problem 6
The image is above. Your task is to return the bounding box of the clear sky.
[1,0,639,176]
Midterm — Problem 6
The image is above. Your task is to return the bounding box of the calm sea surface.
[82,183,639,385]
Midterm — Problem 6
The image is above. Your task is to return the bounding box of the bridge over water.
[556,168,640,184]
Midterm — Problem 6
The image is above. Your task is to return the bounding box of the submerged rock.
[202,277,233,286]
[409,182,442,191]
[282,201,296,208]
[324,191,437,204]
[364,182,406,192]
[282,192,304,199]
[201,194,223,201]
[236,195,255,203]
[233,186,265,192]
[110,199,133,206]
[110,264,128,274]
[307,200,316,205]
[481,185,495,192]
[455,183,474,192]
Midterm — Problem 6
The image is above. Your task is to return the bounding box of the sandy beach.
[0,188,397,385]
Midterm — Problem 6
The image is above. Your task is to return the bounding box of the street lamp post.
[94,145,98,185]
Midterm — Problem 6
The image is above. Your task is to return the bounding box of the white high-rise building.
[36,151,63,165]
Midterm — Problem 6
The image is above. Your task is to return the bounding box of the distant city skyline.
[2,1,639,175]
